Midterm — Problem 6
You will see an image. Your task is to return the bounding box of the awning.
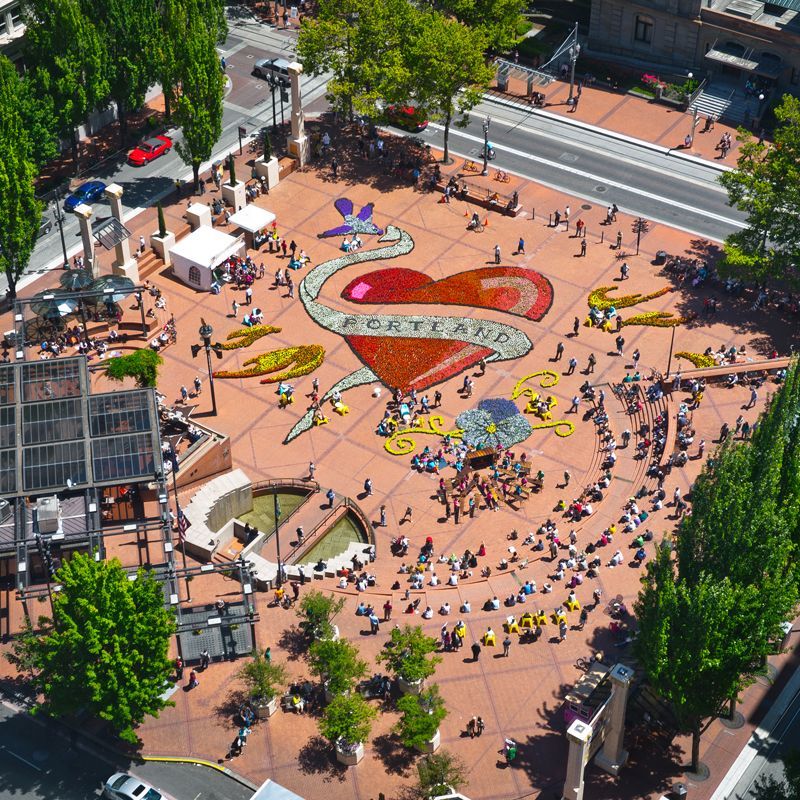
[705,48,758,71]
[170,226,244,271]
[229,204,276,233]
[250,779,305,800]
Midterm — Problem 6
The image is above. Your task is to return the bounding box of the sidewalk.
[492,74,747,166]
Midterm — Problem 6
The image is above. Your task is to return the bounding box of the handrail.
[344,497,376,549]
[252,478,319,493]
[688,77,707,107]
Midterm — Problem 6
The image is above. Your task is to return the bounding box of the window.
[634,15,653,44]
[0,15,7,36]
[188,266,201,285]
[9,5,20,29]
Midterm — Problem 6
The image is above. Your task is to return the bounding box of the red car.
[127,135,172,166]
[385,105,428,132]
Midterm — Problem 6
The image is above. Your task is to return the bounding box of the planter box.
[255,696,278,719]
[398,676,423,696]
[150,231,176,266]
[222,180,246,212]
[335,740,364,766]
[186,203,212,230]
[416,728,441,754]
[254,155,280,190]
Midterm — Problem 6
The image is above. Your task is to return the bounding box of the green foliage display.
[297,590,345,641]
[173,0,225,193]
[104,349,163,388]
[6,553,176,744]
[318,692,377,747]
[0,56,42,301]
[308,638,368,696]
[432,0,527,54]
[719,95,800,285]
[157,202,167,238]
[415,749,469,798]
[395,685,447,750]
[236,650,288,701]
[263,129,272,161]
[377,624,441,683]
[228,152,236,187]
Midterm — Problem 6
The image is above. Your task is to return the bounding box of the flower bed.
[214,344,325,383]
[675,351,715,368]
[456,398,532,450]
[621,311,691,328]
[588,285,672,311]
[220,325,281,350]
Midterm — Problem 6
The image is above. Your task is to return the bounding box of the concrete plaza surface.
[1,116,797,800]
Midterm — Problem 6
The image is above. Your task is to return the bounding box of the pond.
[299,511,369,564]
[239,491,307,534]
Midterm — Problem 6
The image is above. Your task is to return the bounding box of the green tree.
[415,749,469,798]
[173,0,225,193]
[236,650,288,703]
[750,750,800,800]
[6,553,175,744]
[297,590,345,641]
[405,10,494,165]
[377,624,441,684]
[433,0,526,54]
[0,56,41,302]
[18,74,59,171]
[22,0,108,168]
[395,685,447,750]
[719,95,800,285]
[81,0,159,145]
[104,349,163,388]
[318,692,377,748]
[308,638,368,696]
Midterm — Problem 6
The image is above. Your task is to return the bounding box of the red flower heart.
[340,267,553,391]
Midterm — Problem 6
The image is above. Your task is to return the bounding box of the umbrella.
[59,269,94,291]
[91,275,135,304]
[30,291,79,319]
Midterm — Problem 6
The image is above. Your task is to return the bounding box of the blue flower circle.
[456,398,532,450]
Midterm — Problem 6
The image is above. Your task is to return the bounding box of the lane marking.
[426,123,745,233]
[1,745,43,771]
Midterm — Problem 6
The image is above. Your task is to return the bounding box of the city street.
[0,700,253,800]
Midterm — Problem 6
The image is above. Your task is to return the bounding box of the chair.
[313,415,329,426]
[483,630,496,646]
[566,598,581,612]
[333,402,349,416]
[553,610,567,625]
[535,612,548,626]
[520,614,535,629]
[279,393,294,408]
[506,620,520,634]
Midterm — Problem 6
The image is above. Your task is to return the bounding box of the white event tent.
[170,226,246,291]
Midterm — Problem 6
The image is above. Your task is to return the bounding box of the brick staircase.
[137,220,192,281]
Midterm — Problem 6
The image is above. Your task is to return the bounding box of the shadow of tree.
[212,687,248,730]
[297,735,348,782]
[372,733,416,777]
[278,624,309,661]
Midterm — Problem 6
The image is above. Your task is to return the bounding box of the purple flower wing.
[317,223,354,238]
[334,198,354,218]
[356,203,375,222]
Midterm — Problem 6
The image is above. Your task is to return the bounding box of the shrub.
[377,625,441,683]
[104,349,163,388]
[297,590,345,641]
[236,650,288,701]
[319,693,377,747]
[395,686,447,750]
[308,639,368,696]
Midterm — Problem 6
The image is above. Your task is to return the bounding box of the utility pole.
[482,116,490,176]
[568,22,581,104]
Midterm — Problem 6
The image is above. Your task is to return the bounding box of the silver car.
[252,56,291,81]
[103,773,170,800]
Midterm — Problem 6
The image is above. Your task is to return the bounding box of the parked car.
[252,57,291,82]
[103,773,171,800]
[128,134,173,166]
[37,215,52,238]
[384,104,428,132]
[63,180,107,212]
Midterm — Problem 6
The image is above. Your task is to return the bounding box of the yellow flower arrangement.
[220,325,282,350]
[621,311,691,328]
[214,344,325,383]
[588,285,672,311]
[675,351,716,368]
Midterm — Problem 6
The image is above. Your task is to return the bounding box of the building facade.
[588,0,800,93]
[0,0,25,68]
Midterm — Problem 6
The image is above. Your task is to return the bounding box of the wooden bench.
[435,182,523,217]
[663,356,791,390]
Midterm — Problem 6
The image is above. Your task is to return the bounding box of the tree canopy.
[719,95,800,285]
[0,56,41,301]
[433,0,526,54]
[6,553,176,744]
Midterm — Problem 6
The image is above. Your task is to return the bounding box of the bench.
[435,182,523,217]
[663,356,791,391]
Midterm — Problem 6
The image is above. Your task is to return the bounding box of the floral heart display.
[340,266,553,391]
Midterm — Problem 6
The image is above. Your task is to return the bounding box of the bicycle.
[467,220,485,233]
[495,170,510,183]
[462,159,480,173]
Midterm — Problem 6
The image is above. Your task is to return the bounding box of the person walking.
[188,670,199,689]
[467,716,478,738]
[476,717,485,736]
[193,376,202,396]
[180,385,189,403]
[566,356,578,375]
[747,387,758,409]
[200,649,210,670]
[502,635,512,657]
[380,505,387,527]
[471,641,481,662]
[563,470,571,487]
[580,238,587,257]
[494,244,501,264]
[615,335,625,357]
[620,262,629,280]
[569,395,580,414]
[326,487,335,508]
[517,237,525,255]
[632,349,640,370]
[401,506,413,524]
[573,316,580,336]
[383,599,392,621]
[578,608,589,630]
[331,157,339,179]
[555,341,564,361]
[308,461,316,479]
[175,657,184,681]
[232,299,239,318]
[615,230,622,249]
[287,277,295,298]
[558,620,567,641]
[364,477,373,496]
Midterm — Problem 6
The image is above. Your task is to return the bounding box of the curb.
[481,91,731,175]
[708,659,800,799]
[142,755,258,791]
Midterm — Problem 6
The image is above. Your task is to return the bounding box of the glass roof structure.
[0,357,160,498]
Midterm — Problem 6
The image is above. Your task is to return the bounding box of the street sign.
[238,126,247,137]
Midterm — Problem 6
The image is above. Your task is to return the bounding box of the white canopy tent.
[229,205,276,233]
[170,226,245,292]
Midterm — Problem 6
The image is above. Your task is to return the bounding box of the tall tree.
[405,10,494,165]
[6,553,175,743]
[173,0,225,193]
[81,0,159,145]
[719,95,800,285]
[0,56,41,301]
[22,0,108,167]
[433,0,526,54]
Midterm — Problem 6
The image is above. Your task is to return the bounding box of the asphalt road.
[0,701,253,800]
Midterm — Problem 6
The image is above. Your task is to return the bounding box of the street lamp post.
[482,117,490,176]
[568,22,581,103]
[52,188,69,270]
[685,72,699,146]
[267,75,278,131]
[195,320,218,416]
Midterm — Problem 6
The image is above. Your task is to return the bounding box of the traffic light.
[281,87,289,103]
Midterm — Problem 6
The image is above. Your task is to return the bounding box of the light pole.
[52,188,69,270]
[568,22,581,103]
[686,73,698,146]
[482,117,490,176]
[191,319,218,416]
[267,75,278,131]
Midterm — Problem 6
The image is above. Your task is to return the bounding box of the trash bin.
[655,250,668,265]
